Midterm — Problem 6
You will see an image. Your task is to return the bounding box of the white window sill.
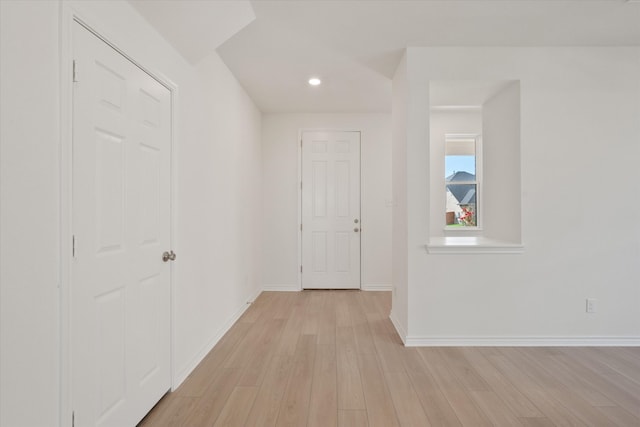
[443,226,483,232]
[427,237,524,254]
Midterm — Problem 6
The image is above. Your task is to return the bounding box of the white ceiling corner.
[129,0,640,113]
[128,0,255,64]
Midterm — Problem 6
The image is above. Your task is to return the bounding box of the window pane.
[445,155,475,178]
[445,183,477,226]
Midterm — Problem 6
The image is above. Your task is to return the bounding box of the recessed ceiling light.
[308,77,321,86]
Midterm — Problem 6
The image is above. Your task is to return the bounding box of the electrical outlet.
[586,298,597,313]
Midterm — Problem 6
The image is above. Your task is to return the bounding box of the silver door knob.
[354,219,359,224]
[354,227,360,232]
[162,250,176,262]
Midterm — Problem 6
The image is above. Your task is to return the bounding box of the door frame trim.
[298,129,362,290]
[59,5,179,426]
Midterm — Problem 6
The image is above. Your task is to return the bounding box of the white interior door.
[71,22,172,427]
[301,131,361,289]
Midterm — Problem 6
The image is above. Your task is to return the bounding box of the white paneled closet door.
[301,131,361,289]
[71,21,172,427]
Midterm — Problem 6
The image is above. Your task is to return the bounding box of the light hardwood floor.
[139,291,640,426]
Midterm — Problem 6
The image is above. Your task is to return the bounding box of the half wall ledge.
[426,236,524,254]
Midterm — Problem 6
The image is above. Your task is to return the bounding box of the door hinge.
[72,235,76,258]
[72,411,75,427]
[300,181,302,190]
[72,60,78,82]
[300,223,302,231]
[300,139,303,147]
[300,265,303,273]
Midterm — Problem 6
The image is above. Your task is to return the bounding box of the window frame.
[444,133,483,231]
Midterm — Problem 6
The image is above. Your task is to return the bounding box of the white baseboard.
[361,283,392,291]
[402,336,640,347]
[263,284,301,292]
[389,311,407,344]
[263,284,391,292]
[173,287,263,389]
[386,314,640,347]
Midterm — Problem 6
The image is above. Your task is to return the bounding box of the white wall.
[261,113,392,291]
[483,82,521,243]
[390,54,409,338]
[170,47,262,386]
[396,47,640,344]
[0,1,262,425]
[1,2,61,425]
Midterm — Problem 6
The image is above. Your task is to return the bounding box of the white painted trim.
[297,130,303,291]
[403,336,640,347]
[168,80,180,392]
[431,105,482,112]
[173,288,262,388]
[263,285,302,292]
[59,5,180,425]
[427,237,524,254]
[389,311,407,344]
[361,284,393,291]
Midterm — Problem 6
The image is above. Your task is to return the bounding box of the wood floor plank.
[236,319,287,387]
[317,291,337,346]
[338,410,368,427]
[588,347,640,385]
[350,294,377,355]
[212,386,258,427]
[308,343,338,427]
[597,404,640,426]
[617,346,640,361]
[358,351,400,427]
[244,354,294,427]
[275,334,317,427]
[518,347,614,407]
[460,347,542,418]
[486,348,594,426]
[270,292,296,320]
[274,298,308,356]
[224,316,276,369]
[368,312,405,374]
[554,349,640,417]
[335,294,352,327]
[180,368,243,426]
[469,390,525,427]
[513,347,632,426]
[517,417,557,427]
[301,291,324,335]
[336,325,366,410]
[384,370,432,427]
[400,349,462,427]
[419,347,493,427]
[438,347,491,392]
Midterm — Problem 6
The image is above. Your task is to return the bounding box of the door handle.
[354,227,360,232]
[162,250,176,262]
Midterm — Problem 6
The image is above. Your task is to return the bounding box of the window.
[427,80,522,253]
[445,134,481,228]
